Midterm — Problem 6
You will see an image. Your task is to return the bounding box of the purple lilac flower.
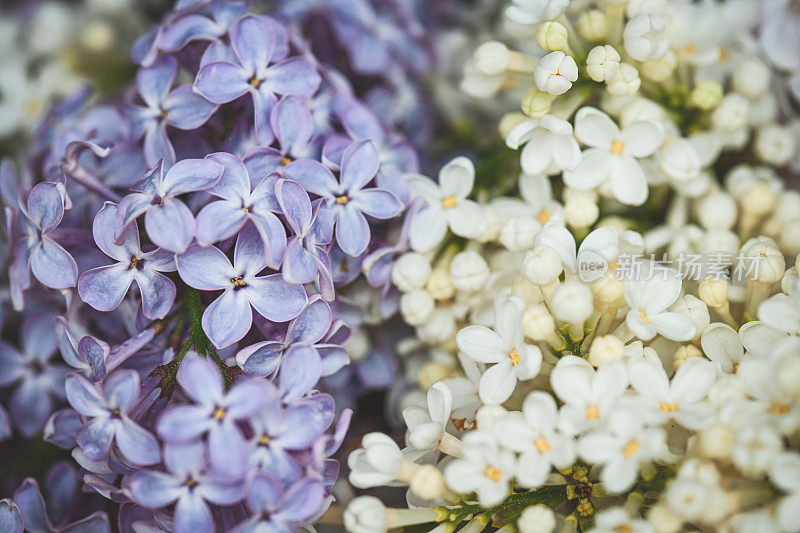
[236,296,348,398]
[159,1,251,52]
[177,223,308,348]
[115,157,223,253]
[127,441,245,533]
[0,312,66,437]
[0,500,22,533]
[9,181,78,293]
[157,355,270,480]
[275,177,334,299]
[285,139,402,256]
[55,316,108,381]
[194,15,321,143]
[65,370,160,466]
[232,476,324,533]
[122,56,218,168]
[78,203,177,320]
[195,152,286,268]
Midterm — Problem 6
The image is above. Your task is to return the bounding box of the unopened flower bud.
[551,280,594,330]
[393,252,431,292]
[426,267,455,300]
[522,304,557,342]
[344,496,388,533]
[688,79,723,110]
[754,125,795,167]
[450,250,490,292]
[712,93,749,131]
[576,10,608,42]
[499,112,529,139]
[647,503,683,533]
[586,45,620,82]
[696,192,737,230]
[474,41,511,76]
[417,310,455,344]
[588,335,625,366]
[623,13,669,62]
[536,21,569,51]
[500,217,540,251]
[698,279,729,308]
[410,465,448,500]
[418,362,453,390]
[673,344,702,367]
[523,245,563,285]
[606,63,640,96]
[640,50,677,82]
[732,59,770,99]
[741,182,776,218]
[345,330,370,362]
[659,136,700,182]
[739,241,785,283]
[400,289,435,326]
[671,294,709,338]
[521,88,556,118]
[518,505,557,533]
[534,51,578,95]
[591,272,625,306]
[697,424,735,459]
[564,197,599,228]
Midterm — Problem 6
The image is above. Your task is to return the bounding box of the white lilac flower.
[444,430,516,506]
[624,267,697,342]
[455,298,542,404]
[348,433,408,488]
[589,507,654,533]
[564,107,664,206]
[628,357,716,429]
[534,51,578,95]
[535,221,620,282]
[623,13,670,62]
[407,157,487,252]
[506,115,581,176]
[504,0,569,27]
[551,356,629,435]
[490,174,564,227]
[402,381,453,451]
[578,408,665,493]
[495,392,575,488]
[769,452,800,533]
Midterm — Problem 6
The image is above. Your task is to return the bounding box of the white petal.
[406,174,441,204]
[448,199,487,238]
[479,362,517,404]
[563,148,611,190]
[701,323,742,372]
[620,120,665,157]
[439,156,475,198]
[427,382,453,425]
[574,107,619,148]
[506,119,539,150]
[650,312,697,341]
[628,359,669,400]
[515,344,542,381]
[609,155,648,206]
[409,206,448,252]
[456,326,505,363]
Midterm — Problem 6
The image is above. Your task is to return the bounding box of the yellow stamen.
[535,436,551,454]
[608,260,618,270]
[441,195,457,209]
[719,46,729,63]
[732,362,740,374]
[622,440,640,458]
[640,310,648,324]
[484,466,502,481]
[231,275,246,288]
[611,140,625,155]
[537,209,551,224]
[212,406,226,421]
[509,348,521,366]
[585,405,599,420]
[660,403,679,413]
[684,44,698,55]
[770,402,791,415]
[259,434,271,446]
[335,195,349,204]
[249,76,261,88]
[280,156,292,166]
[614,525,633,533]
[128,257,139,269]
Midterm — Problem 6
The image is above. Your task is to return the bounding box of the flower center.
[441,195,458,209]
[537,209,551,224]
[660,402,679,413]
[639,310,648,324]
[614,525,633,533]
[622,439,640,458]
[128,257,139,269]
[483,466,502,481]
[231,275,247,289]
[509,348,521,366]
[259,434,272,446]
[185,476,198,488]
[769,402,791,415]
[280,156,292,166]
[212,406,226,421]
[585,405,599,420]
[611,139,625,155]
[248,75,261,88]
[335,195,349,205]
[534,436,550,453]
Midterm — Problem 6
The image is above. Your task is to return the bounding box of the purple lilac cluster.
[0,1,418,531]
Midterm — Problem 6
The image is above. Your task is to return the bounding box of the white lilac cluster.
[343,1,800,531]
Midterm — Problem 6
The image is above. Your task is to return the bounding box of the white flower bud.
[712,94,749,132]
[474,41,511,76]
[689,79,723,110]
[416,309,455,344]
[410,464,448,500]
[500,217,540,251]
[695,192,737,230]
[392,252,431,292]
[673,344,702,368]
[748,91,778,126]
[640,50,677,82]
[523,245,563,285]
[732,59,770,99]
[349,433,406,488]
[586,45,620,82]
[564,197,599,228]
[536,21,569,51]
[623,13,669,62]
[659,137,700,183]
[522,304,557,342]
[697,424,735,459]
[740,182,776,218]
[591,272,625,306]
[499,112,529,139]
[698,278,729,308]
[400,289,435,326]
[521,88,557,118]
[518,505,557,533]
[534,51,578,95]
[738,241,785,283]
[755,124,796,166]
[426,267,455,301]
[551,281,594,328]
[476,404,507,430]
[450,250,490,292]
[647,503,683,533]
[775,191,800,224]
[606,63,641,96]
[588,335,625,366]
[576,10,608,42]
[781,224,800,256]
[479,204,503,242]
[671,294,709,338]
[344,496,388,533]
